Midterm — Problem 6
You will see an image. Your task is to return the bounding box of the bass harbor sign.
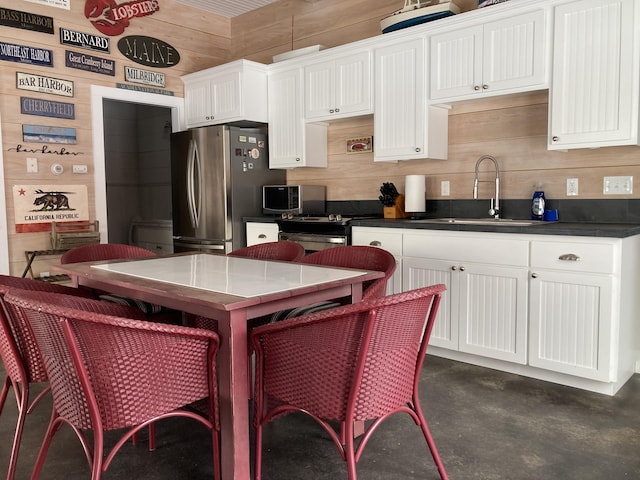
[84,0,159,36]
[117,36,180,68]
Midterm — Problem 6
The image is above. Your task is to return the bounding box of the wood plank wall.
[232,0,640,203]
[1,0,230,274]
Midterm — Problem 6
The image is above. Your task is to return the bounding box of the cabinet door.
[351,227,402,294]
[549,0,637,148]
[374,38,426,160]
[268,69,303,168]
[458,263,528,364]
[482,10,547,94]
[403,257,458,350]
[430,25,483,101]
[184,78,213,127]
[210,71,242,122]
[304,60,334,120]
[334,52,372,117]
[529,270,614,381]
[246,222,279,246]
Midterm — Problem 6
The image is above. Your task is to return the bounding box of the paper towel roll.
[405,175,426,213]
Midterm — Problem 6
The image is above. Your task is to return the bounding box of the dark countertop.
[350,218,640,238]
[243,216,640,238]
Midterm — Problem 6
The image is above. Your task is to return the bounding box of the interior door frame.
[0,112,9,274]
[90,85,185,242]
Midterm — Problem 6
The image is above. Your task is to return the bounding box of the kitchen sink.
[412,218,545,226]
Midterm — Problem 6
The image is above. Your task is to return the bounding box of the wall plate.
[51,163,64,175]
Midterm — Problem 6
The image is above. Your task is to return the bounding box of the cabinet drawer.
[530,241,617,274]
[404,233,528,266]
[246,222,279,245]
[351,228,402,256]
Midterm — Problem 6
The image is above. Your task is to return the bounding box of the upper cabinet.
[304,50,373,121]
[268,67,328,169]
[182,60,268,129]
[548,0,639,149]
[430,9,548,102]
[374,37,448,162]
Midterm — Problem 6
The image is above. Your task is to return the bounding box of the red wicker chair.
[59,243,157,264]
[228,241,305,262]
[270,245,397,321]
[251,284,448,480]
[4,289,220,480]
[0,275,97,480]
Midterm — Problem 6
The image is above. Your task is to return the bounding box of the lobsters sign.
[85,0,159,36]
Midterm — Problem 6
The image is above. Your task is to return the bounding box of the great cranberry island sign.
[84,0,160,36]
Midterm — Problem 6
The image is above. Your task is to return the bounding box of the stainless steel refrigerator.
[170,125,285,254]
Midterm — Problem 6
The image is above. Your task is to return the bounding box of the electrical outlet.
[441,180,450,196]
[603,176,633,195]
[27,157,38,173]
[72,164,88,174]
[566,178,579,196]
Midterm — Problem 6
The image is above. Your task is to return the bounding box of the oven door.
[278,232,347,253]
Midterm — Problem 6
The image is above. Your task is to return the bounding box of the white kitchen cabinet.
[268,67,328,168]
[351,227,402,294]
[304,51,372,121]
[548,0,640,149]
[374,37,448,161]
[182,60,268,128]
[246,222,279,246]
[403,232,529,363]
[430,10,548,102]
[528,239,618,381]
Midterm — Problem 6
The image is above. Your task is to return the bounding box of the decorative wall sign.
[8,144,83,156]
[346,136,373,154]
[85,0,160,36]
[23,125,77,144]
[0,41,53,67]
[116,83,174,96]
[13,185,89,233]
[21,97,75,120]
[0,7,54,34]
[17,72,74,97]
[117,36,180,68]
[124,65,165,87]
[25,0,70,10]
[60,27,109,53]
[65,50,115,76]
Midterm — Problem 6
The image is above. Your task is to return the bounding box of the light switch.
[27,158,38,173]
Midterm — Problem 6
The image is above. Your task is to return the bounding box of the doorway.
[90,86,184,244]
[102,99,172,245]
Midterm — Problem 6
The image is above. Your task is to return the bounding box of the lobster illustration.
[85,0,159,36]
[33,190,72,211]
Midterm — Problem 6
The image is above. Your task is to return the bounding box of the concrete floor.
[1,355,639,480]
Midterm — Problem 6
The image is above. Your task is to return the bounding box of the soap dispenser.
[531,183,546,221]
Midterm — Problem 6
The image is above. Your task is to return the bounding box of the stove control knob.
[281,213,287,219]
[335,214,342,221]
[287,212,294,220]
[328,214,336,221]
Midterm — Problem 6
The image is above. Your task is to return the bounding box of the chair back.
[228,241,305,262]
[252,284,445,422]
[300,245,396,300]
[60,243,156,264]
[4,289,217,431]
[0,276,95,385]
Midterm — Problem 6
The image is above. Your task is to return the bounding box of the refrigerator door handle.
[186,138,202,229]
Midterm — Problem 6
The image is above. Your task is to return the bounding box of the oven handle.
[279,233,347,245]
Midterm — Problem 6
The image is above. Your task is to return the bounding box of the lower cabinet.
[352,225,640,395]
[245,222,279,246]
[403,232,529,364]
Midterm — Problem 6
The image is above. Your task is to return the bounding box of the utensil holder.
[384,194,410,218]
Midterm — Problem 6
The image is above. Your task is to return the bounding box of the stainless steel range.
[277,214,370,252]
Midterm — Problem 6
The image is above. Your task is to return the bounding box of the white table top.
[91,253,369,298]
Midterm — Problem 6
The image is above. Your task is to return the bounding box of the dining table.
[53,251,383,480]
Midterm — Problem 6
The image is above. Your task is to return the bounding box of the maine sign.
[17,72,74,97]
[117,36,180,68]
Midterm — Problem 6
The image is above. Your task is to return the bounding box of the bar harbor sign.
[17,72,74,97]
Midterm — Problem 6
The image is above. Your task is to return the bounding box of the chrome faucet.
[473,155,500,219]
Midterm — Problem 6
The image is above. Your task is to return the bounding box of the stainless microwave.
[262,185,326,215]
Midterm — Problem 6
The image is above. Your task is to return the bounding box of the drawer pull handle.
[559,253,580,262]
[258,234,267,239]
[369,241,382,246]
